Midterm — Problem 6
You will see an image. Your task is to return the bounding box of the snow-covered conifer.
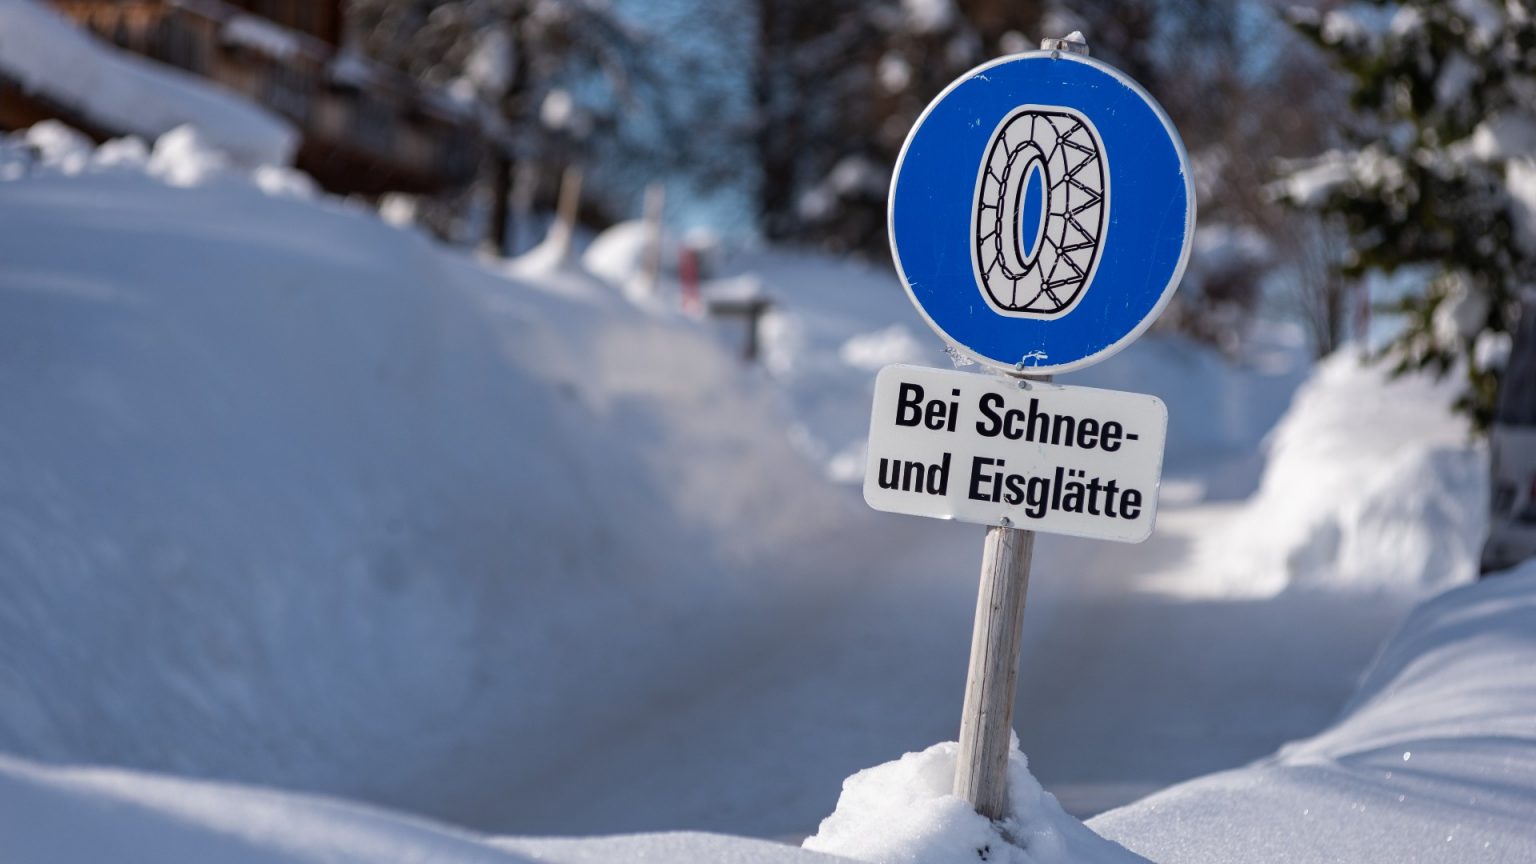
[1279,0,1536,427]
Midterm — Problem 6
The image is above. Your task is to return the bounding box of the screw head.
[1040,32,1090,56]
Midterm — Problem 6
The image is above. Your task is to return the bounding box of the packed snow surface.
[0,0,295,166]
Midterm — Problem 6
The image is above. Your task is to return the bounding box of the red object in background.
[679,246,701,315]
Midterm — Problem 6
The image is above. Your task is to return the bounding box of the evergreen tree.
[1280,1,1536,428]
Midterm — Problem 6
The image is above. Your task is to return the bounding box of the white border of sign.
[887,51,1197,375]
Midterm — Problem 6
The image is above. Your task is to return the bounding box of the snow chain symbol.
[972,105,1108,319]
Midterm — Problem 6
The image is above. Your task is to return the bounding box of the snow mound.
[803,739,1147,864]
[581,219,676,286]
[0,130,853,831]
[0,0,295,167]
[1197,350,1486,596]
[0,753,848,864]
[1093,562,1536,863]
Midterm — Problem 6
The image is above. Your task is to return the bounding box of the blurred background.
[9,0,1524,393]
[2,0,1534,852]
[5,0,1362,358]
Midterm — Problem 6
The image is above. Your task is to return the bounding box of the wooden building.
[4,0,479,196]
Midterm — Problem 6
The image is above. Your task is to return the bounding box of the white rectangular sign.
[862,365,1168,543]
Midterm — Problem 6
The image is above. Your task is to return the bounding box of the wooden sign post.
[953,514,1037,818]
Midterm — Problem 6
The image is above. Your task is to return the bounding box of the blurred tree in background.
[1279,1,1536,428]
[349,0,736,253]
[345,0,1360,360]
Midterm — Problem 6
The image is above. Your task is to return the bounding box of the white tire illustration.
[972,105,1108,318]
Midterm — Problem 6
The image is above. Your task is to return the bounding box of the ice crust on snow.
[0,0,295,167]
[803,739,1147,864]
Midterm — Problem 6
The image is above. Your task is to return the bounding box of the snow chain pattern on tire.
[972,105,1108,318]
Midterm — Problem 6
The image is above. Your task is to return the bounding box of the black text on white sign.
[862,365,1168,542]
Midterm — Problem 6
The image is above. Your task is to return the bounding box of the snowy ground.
[0,119,1522,863]
[5,556,1533,863]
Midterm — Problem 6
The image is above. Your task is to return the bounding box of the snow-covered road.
[426,482,1416,839]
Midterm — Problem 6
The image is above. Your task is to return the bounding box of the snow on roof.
[0,0,295,167]
[221,14,308,62]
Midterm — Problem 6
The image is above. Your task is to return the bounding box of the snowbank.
[804,739,1146,864]
[1197,350,1486,596]
[580,219,677,287]
[0,126,855,831]
[0,754,846,864]
[0,0,295,166]
[1092,562,1536,863]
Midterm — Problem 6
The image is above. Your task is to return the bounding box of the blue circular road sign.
[889,51,1195,375]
